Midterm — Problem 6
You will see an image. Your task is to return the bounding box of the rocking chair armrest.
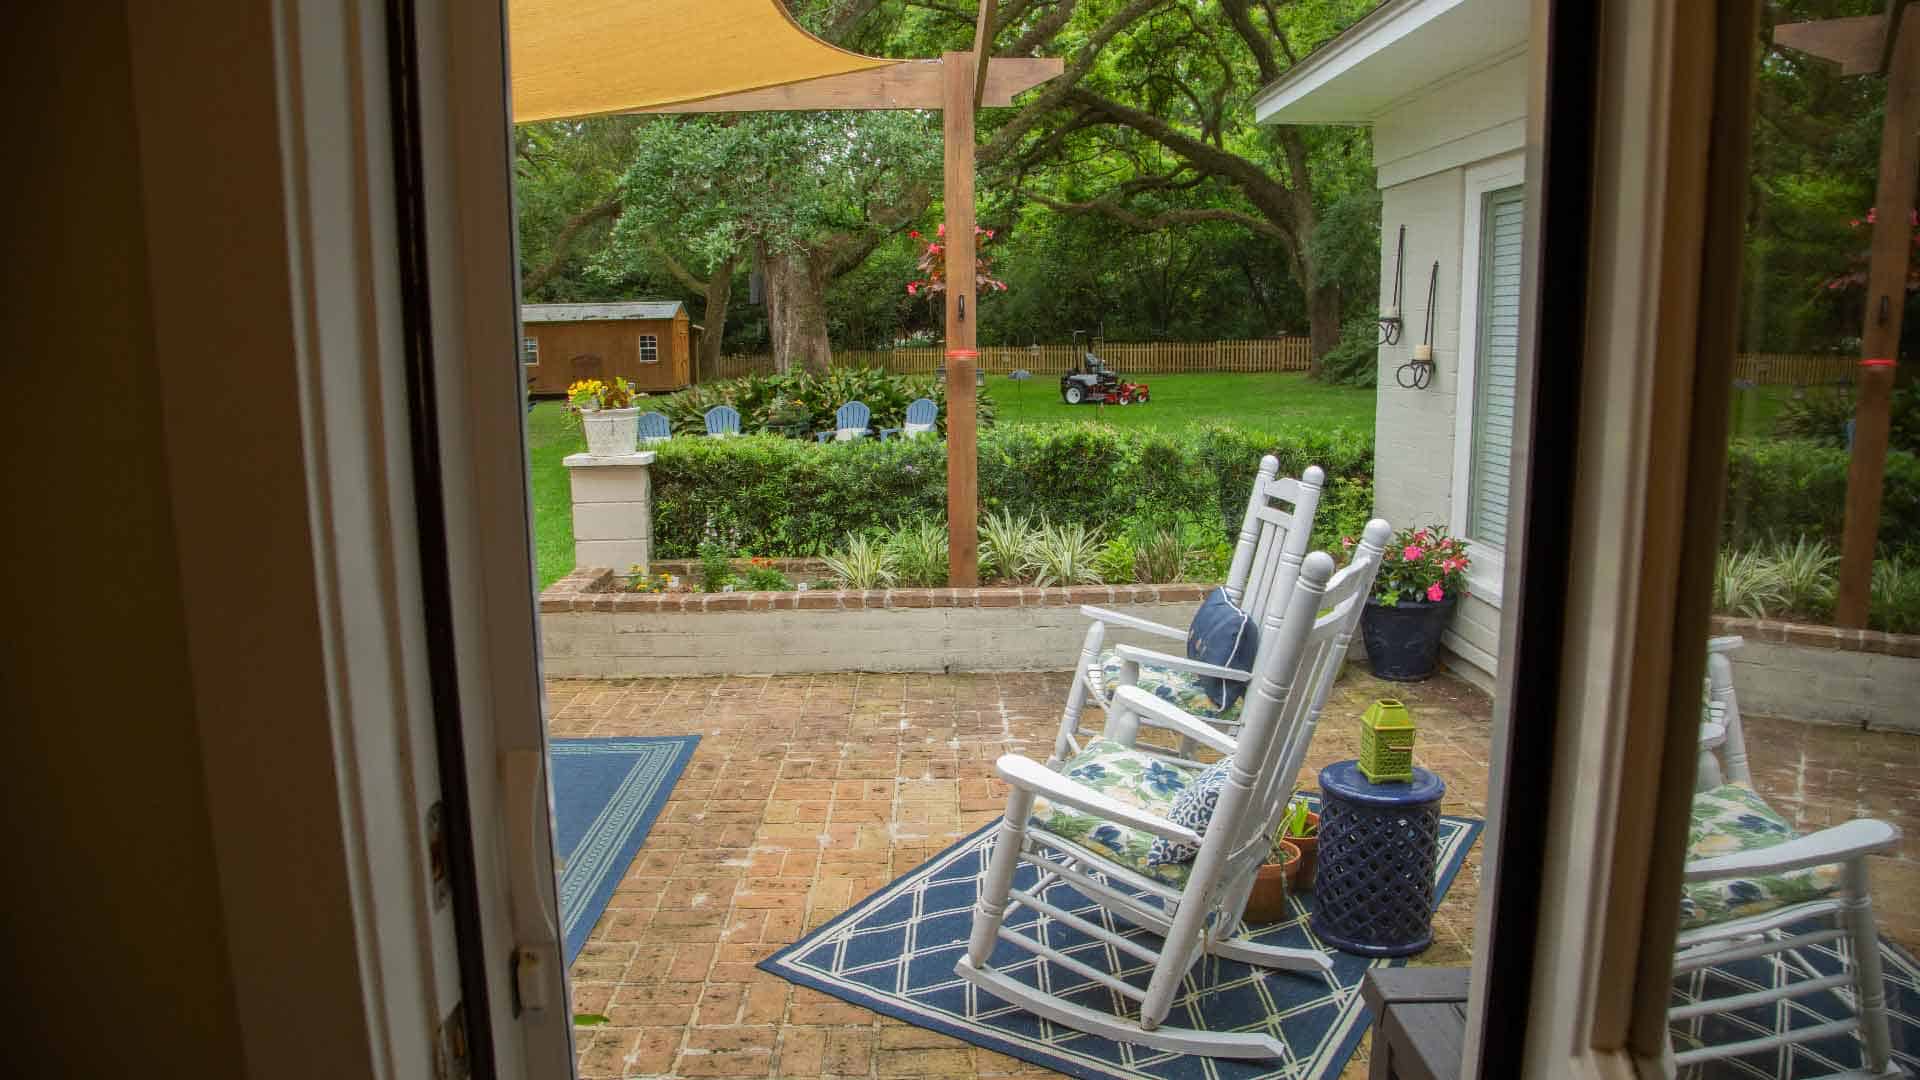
[995,755,1202,846]
[814,431,833,443]
[1683,818,1901,882]
[1111,644,1247,683]
[878,427,902,441]
[1111,687,1239,756]
[1697,722,1727,749]
[1077,606,1188,641]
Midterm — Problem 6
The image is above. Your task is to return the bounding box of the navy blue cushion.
[1185,587,1258,710]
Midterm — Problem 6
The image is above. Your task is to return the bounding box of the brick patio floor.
[549,668,1920,1079]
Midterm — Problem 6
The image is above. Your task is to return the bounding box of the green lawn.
[530,402,585,589]
[1729,383,1796,439]
[994,372,1375,435]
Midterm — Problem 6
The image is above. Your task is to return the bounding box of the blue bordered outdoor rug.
[761,798,1482,1080]
[551,736,698,966]
[1673,926,1920,1078]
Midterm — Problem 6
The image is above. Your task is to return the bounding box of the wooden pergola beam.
[639,56,1059,113]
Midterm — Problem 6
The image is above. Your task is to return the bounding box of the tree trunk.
[1307,283,1341,377]
[763,249,833,374]
[696,256,735,382]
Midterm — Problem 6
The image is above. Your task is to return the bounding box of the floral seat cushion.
[1093,651,1246,727]
[1027,738,1204,887]
[1679,783,1840,931]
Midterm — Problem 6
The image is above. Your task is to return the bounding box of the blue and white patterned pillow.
[1147,759,1232,867]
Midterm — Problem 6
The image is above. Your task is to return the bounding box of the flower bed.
[540,567,1211,677]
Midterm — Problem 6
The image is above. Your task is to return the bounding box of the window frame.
[522,335,539,365]
[1449,152,1527,606]
[637,333,659,364]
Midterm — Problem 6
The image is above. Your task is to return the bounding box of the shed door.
[1469,186,1525,545]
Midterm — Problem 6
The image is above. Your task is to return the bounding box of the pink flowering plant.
[905,223,1009,298]
[1348,523,1471,606]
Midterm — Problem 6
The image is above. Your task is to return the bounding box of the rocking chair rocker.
[1053,457,1326,764]
[956,520,1392,1059]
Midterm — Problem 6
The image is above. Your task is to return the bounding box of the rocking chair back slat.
[704,405,741,435]
[1232,463,1323,627]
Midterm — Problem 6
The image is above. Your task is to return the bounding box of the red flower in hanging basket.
[904,223,1007,298]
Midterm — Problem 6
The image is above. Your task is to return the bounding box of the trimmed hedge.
[1724,440,1919,557]
[648,423,1376,559]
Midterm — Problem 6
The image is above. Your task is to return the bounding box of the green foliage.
[979,510,1040,583]
[823,533,897,590]
[648,424,1376,561]
[1773,383,1920,455]
[888,519,950,588]
[1873,557,1920,635]
[1312,475,1377,562]
[1093,535,1139,585]
[1134,530,1192,585]
[654,369,995,439]
[1028,522,1105,587]
[697,541,736,593]
[1317,313,1381,388]
[1769,536,1839,620]
[1723,440,1920,558]
[1714,548,1788,619]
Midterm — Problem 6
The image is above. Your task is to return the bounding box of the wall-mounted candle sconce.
[1396,260,1439,390]
[1379,225,1405,345]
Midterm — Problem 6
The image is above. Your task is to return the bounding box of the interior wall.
[0,4,246,1074]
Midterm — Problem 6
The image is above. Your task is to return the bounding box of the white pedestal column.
[564,451,655,574]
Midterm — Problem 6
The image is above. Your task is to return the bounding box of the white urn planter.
[581,407,640,457]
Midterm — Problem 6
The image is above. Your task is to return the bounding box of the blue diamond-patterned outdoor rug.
[551,736,698,966]
[1673,925,1920,1079]
[761,800,1482,1080]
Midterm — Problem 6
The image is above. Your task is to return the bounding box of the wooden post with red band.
[1836,12,1920,627]
[943,53,980,586]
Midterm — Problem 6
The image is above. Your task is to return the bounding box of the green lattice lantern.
[1359,699,1415,783]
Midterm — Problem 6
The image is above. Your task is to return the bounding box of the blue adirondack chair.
[637,411,672,445]
[815,401,872,442]
[704,405,741,437]
[881,398,939,441]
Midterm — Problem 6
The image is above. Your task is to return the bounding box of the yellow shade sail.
[509,0,902,122]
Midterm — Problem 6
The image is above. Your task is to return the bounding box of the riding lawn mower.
[1059,335,1150,405]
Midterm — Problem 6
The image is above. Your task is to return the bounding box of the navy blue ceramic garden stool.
[1311,761,1446,958]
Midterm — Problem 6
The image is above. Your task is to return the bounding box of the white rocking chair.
[956,520,1392,1059]
[1673,635,1902,1076]
[1052,458,1326,766]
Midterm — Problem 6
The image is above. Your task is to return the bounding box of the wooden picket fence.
[712,338,1314,380]
[711,344,1858,385]
[1730,353,1858,386]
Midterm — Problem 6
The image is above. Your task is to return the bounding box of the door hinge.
[433,999,470,1080]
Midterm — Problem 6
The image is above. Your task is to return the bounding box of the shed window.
[638,334,659,363]
[521,336,539,365]
[1469,186,1524,547]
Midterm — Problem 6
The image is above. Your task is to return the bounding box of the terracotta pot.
[1282,811,1321,891]
[1242,839,1300,924]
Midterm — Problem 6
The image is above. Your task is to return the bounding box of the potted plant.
[1354,524,1471,681]
[1279,797,1320,891]
[568,377,641,456]
[1242,837,1301,924]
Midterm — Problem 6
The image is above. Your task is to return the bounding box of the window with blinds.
[1469,186,1524,546]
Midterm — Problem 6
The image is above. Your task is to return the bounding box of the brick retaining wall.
[1710,615,1920,733]
[541,568,1211,676]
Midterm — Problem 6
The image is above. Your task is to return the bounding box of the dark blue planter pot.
[1359,596,1455,681]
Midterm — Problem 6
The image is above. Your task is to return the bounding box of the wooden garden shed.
[521,301,697,394]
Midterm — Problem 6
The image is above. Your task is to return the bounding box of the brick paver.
[551,669,1917,1078]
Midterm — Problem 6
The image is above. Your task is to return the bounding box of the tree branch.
[1218,0,1282,84]
[645,234,713,293]
[522,197,621,294]
[980,0,1167,167]
[1030,192,1290,243]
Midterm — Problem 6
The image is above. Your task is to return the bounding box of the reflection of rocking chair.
[1671,635,1902,1076]
[956,521,1392,1059]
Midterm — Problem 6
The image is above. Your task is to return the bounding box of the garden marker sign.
[509,0,1060,586]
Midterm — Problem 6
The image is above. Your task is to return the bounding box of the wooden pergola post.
[943,51,982,586]
[1836,10,1920,625]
